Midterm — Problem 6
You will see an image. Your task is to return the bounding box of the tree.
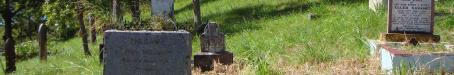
[77,0,91,56]
[193,0,202,33]
[0,0,45,72]
[2,0,17,73]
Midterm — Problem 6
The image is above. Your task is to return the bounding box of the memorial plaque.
[151,0,174,20]
[388,0,434,34]
[103,30,191,75]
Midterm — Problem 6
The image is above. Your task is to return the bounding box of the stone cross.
[38,24,47,60]
[201,22,225,53]
[151,0,175,21]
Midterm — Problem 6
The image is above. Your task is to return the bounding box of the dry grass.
[191,57,382,75]
[192,62,253,75]
[274,58,381,75]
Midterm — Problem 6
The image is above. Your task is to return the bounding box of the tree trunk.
[131,0,140,26]
[193,0,202,33]
[2,0,16,73]
[78,1,91,56]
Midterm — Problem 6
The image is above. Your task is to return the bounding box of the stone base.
[379,33,440,43]
[194,51,233,71]
[366,40,454,74]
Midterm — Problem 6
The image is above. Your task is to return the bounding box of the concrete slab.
[368,40,454,74]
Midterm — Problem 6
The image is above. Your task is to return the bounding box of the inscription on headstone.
[103,30,191,75]
[388,0,434,34]
[151,0,174,20]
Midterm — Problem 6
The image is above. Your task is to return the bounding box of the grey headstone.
[388,0,434,34]
[103,30,191,75]
[201,22,225,53]
[151,0,174,20]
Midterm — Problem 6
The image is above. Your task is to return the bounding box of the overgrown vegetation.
[0,0,452,74]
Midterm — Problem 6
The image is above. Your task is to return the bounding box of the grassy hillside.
[1,0,453,74]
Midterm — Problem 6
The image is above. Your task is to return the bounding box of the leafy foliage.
[42,0,79,40]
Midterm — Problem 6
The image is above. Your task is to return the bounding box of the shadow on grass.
[320,0,366,5]
[182,2,318,34]
[174,0,219,15]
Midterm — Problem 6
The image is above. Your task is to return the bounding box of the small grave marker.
[103,30,191,75]
[200,23,225,53]
[194,22,233,71]
[38,24,47,60]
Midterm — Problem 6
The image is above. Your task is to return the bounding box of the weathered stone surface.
[194,52,217,71]
[103,30,191,75]
[151,0,174,20]
[194,51,233,71]
[38,24,47,60]
[388,0,434,34]
[201,22,225,53]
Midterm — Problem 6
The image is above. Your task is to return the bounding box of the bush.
[49,23,79,41]
[122,16,177,31]
[15,41,39,60]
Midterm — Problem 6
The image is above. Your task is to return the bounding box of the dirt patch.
[192,62,250,75]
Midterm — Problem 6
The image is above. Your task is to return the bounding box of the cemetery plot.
[366,0,454,73]
[379,42,454,73]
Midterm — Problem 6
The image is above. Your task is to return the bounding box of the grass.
[1,0,453,74]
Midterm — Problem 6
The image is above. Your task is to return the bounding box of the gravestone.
[38,24,47,60]
[381,0,439,43]
[103,30,191,75]
[151,0,174,21]
[194,22,233,71]
[200,23,225,53]
[369,0,387,12]
[388,0,434,34]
